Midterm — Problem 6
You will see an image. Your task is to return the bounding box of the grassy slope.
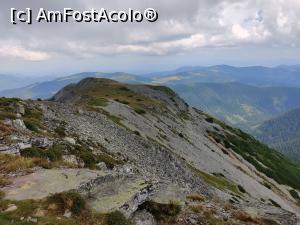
[207,116,300,190]
[56,78,166,114]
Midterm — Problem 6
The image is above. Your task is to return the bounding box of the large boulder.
[12,119,27,130]
[31,137,53,149]
[132,210,157,225]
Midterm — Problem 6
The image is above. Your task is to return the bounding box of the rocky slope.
[0,78,300,225]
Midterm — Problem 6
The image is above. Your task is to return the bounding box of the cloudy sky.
[0,0,300,76]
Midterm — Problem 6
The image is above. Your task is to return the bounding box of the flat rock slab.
[152,183,188,205]
[88,176,147,213]
[2,168,104,200]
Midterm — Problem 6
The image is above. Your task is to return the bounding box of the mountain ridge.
[2,65,300,100]
[0,78,300,224]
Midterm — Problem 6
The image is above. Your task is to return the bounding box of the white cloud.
[0,0,300,71]
[232,24,250,39]
[0,46,50,61]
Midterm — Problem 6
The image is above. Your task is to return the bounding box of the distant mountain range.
[0,72,151,99]
[151,65,300,87]
[255,107,300,163]
[172,82,300,130]
[0,74,50,91]
[2,65,300,100]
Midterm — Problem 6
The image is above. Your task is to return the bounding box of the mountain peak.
[52,77,188,115]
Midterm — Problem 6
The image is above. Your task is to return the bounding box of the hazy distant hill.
[0,72,151,99]
[152,65,300,87]
[0,74,46,91]
[255,108,300,162]
[172,82,300,130]
[2,65,300,100]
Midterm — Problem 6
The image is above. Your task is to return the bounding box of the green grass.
[0,97,19,120]
[134,108,146,115]
[205,117,214,123]
[139,201,181,224]
[71,145,123,169]
[23,107,43,132]
[226,132,300,190]
[54,126,66,137]
[88,97,108,107]
[106,211,132,225]
[0,189,130,225]
[47,191,86,215]
[101,110,124,127]
[179,112,190,121]
[206,115,300,190]
[0,192,103,225]
[20,145,63,162]
[289,189,300,200]
[190,166,243,196]
[63,78,166,114]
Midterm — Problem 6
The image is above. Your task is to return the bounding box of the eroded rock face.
[0,145,19,154]
[77,169,157,216]
[17,142,32,150]
[31,137,53,149]
[120,182,156,217]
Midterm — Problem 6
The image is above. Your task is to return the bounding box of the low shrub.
[139,201,181,223]
[47,145,63,162]
[119,87,130,92]
[133,130,141,136]
[54,126,66,137]
[289,189,300,200]
[106,211,132,225]
[115,99,129,105]
[269,199,281,208]
[21,145,63,162]
[24,118,40,132]
[263,182,272,190]
[186,193,206,202]
[0,176,11,187]
[205,117,214,123]
[0,154,49,173]
[134,109,146,115]
[47,191,86,215]
[237,185,246,193]
[20,147,44,158]
[0,112,16,120]
[0,122,13,136]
